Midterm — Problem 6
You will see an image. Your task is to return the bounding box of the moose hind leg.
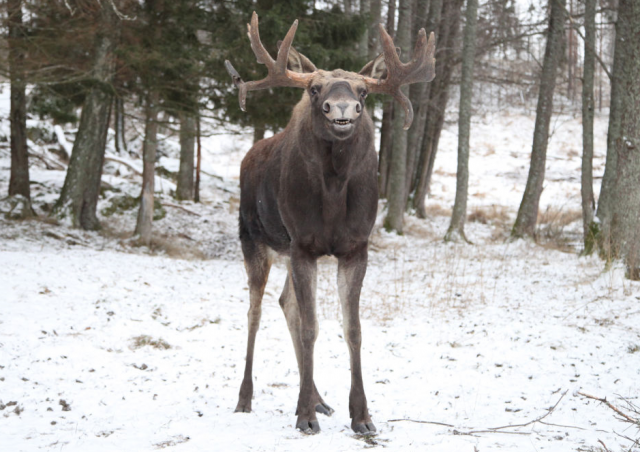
[235,241,273,413]
[279,268,334,417]
[338,246,376,434]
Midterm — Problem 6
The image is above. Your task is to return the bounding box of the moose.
[225,12,435,435]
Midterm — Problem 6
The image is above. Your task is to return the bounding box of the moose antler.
[363,25,436,130]
[225,11,316,111]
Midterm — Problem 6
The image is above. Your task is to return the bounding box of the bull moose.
[225,12,436,434]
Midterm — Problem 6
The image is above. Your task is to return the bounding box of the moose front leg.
[338,244,376,434]
[290,246,321,434]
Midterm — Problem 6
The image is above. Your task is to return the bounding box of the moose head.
[225,11,436,140]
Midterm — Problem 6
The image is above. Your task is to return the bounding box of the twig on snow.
[161,203,201,217]
[387,419,455,428]
[456,390,568,436]
[597,439,611,452]
[577,391,639,425]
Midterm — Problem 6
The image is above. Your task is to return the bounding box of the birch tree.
[445,0,479,243]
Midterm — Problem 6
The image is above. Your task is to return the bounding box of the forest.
[1,0,639,451]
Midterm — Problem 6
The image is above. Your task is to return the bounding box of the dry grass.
[130,335,172,350]
[536,206,583,252]
[422,202,452,218]
[467,205,512,242]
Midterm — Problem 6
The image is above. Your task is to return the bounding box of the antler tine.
[378,23,402,75]
[247,11,274,67]
[275,18,299,72]
[225,12,314,112]
[365,25,437,129]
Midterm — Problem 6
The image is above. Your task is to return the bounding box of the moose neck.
[294,99,372,180]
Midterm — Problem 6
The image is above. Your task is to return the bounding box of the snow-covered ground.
[1,87,639,451]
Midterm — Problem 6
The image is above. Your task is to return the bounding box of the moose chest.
[279,162,374,258]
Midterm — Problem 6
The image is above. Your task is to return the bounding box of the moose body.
[226,12,435,435]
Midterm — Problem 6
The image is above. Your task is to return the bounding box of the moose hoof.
[234,401,252,413]
[352,421,377,435]
[315,401,334,416]
[296,418,321,434]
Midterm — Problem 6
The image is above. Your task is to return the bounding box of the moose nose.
[322,99,362,121]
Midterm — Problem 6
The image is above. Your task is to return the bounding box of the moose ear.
[358,47,401,79]
[277,40,318,73]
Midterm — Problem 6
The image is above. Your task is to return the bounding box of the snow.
[1,85,640,451]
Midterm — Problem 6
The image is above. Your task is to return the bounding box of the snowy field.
[1,93,640,451]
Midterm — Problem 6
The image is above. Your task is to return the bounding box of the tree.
[598,0,640,279]
[377,0,396,198]
[383,0,412,233]
[445,0,479,243]
[581,0,596,254]
[135,91,160,245]
[7,0,31,217]
[511,0,566,239]
[411,0,464,218]
[176,112,196,201]
[52,2,121,230]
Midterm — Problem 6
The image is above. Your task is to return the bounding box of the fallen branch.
[388,419,454,428]
[577,391,639,425]
[161,203,201,217]
[456,390,568,435]
[104,156,142,176]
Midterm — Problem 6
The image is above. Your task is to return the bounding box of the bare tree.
[412,0,464,218]
[176,111,196,201]
[445,0,479,243]
[581,0,596,254]
[383,0,412,233]
[135,91,160,245]
[7,0,31,217]
[378,0,396,198]
[511,0,566,240]
[603,0,640,279]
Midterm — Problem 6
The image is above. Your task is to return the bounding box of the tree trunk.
[135,91,160,246]
[114,96,128,154]
[383,0,412,233]
[52,4,118,230]
[404,0,431,206]
[195,115,202,203]
[176,111,196,201]
[377,0,396,198]
[253,125,265,144]
[595,3,624,257]
[368,0,382,59]
[445,0,478,243]
[7,0,31,217]
[412,0,463,217]
[359,0,370,59]
[406,0,441,197]
[511,0,566,240]
[606,0,640,279]
[581,0,596,254]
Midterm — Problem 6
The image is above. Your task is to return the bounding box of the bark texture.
[404,0,432,205]
[114,96,128,155]
[511,0,566,239]
[595,2,625,256]
[445,0,478,243]
[176,112,196,201]
[7,0,31,213]
[135,92,160,245]
[377,0,396,198]
[52,5,118,229]
[383,0,412,233]
[606,0,640,279]
[581,0,596,254]
[412,0,463,217]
